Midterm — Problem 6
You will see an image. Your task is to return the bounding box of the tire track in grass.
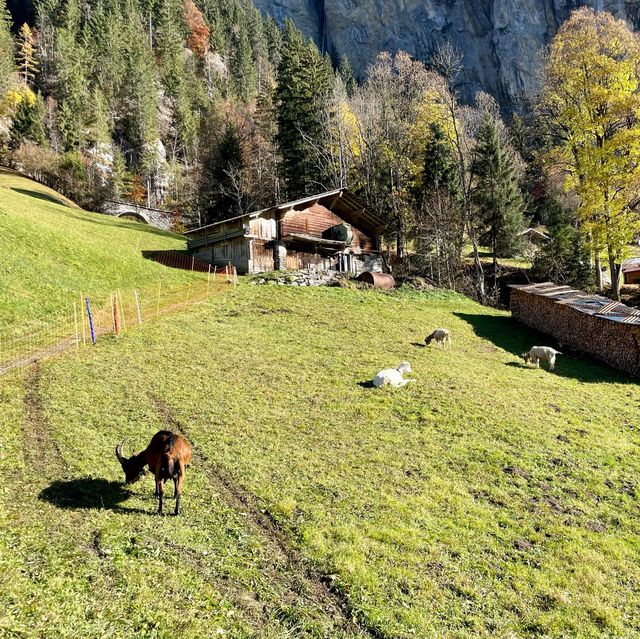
[152,395,384,639]
[22,363,67,479]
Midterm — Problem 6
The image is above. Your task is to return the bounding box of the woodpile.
[510,283,640,377]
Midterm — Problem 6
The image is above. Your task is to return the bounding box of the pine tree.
[199,119,245,222]
[421,123,461,203]
[9,89,45,148]
[0,0,15,96]
[533,193,594,289]
[472,113,525,292]
[275,19,332,198]
[337,53,356,97]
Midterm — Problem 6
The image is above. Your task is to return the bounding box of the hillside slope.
[0,170,196,333]
[0,285,638,638]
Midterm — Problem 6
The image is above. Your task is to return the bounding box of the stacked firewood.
[510,287,640,377]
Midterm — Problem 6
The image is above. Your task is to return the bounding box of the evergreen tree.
[472,113,525,291]
[533,194,594,289]
[421,123,460,203]
[9,89,45,148]
[199,119,245,221]
[275,19,332,198]
[337,53,356,97]
[415,123,464,286]
[0,0,14,96]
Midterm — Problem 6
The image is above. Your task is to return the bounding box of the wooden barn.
[185,189,386,274]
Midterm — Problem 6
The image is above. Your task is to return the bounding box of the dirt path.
[152,396,384,639]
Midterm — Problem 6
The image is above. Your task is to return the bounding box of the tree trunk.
[396,213,405,259]
[491,233,498,299]
[595,252,603,292]
[608,248,622,301]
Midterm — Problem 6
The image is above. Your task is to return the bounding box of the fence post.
[118,289,126,332]
[233,266,238,286]
[110,293,118,336]
[134,290,143,325]
[85,297,96,345]
[80,293,87,346]
[73,301,79,353]
[207,265,211,297]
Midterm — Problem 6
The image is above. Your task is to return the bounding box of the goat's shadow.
[505,361,531,371]
[411,342,426,348]
[455,312,635,384]
[39,477,149,515]
[358,380,375,389]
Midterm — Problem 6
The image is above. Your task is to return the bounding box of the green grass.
[1,284,639,638]
[0,169,197,333]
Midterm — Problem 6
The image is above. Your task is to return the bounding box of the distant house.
[622,258,640,285]
[518,227,550,246]
[185,189,386,274]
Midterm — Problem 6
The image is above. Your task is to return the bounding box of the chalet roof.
[184,189,386,236]
[622,258,640,273]
[510,282,640,325]
[518,228,550,241]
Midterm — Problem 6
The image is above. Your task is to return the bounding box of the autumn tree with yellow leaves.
[540,8,640,299]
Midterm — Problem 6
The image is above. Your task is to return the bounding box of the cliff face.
[255,0,640,106]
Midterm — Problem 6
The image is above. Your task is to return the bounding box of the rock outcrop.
[255,0,640,107]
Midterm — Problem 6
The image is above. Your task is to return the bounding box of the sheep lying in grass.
[425,328,451,349]
[522,346,563,371]
[373,362,415,388]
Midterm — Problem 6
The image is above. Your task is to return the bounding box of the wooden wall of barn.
[511,289,640,377]
[194,237,250,273]
[281,204,376,252]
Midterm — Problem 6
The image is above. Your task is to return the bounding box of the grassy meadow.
[0,169,198,333]
[1,283,639,639]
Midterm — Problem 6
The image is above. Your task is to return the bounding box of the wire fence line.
[0,265,239,376]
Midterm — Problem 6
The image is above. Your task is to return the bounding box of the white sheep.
[522,346,563,371]
[373,362,415,388]
[425,328,451,349]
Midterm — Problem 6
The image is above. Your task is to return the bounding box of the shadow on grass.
[411,342,426,348]
[455,312,634,385]
[358,380,375,388]
[12,187,69,207]
[39,477,149,514]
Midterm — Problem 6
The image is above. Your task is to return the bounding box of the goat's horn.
[115,441,125,462]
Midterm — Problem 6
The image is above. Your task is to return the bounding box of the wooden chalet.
[185,189,386,274]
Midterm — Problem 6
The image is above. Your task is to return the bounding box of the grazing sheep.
[373,362,415,388]
[522,346,563,371]
[425,328,451,349]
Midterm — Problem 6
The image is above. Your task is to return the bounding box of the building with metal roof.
[185,189,385,275]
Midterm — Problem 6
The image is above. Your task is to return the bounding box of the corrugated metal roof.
[510,282,640,325]
[184,189,386,236]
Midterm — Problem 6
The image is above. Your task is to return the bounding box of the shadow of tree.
[12,187,69,207]
[455,312,633,385]
[39,477,149,514]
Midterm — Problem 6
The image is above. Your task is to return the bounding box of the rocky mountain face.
[255,0,640,107]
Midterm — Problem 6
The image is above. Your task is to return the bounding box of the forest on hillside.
[0,2,639,302]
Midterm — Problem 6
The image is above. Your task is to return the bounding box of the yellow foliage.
[0,84,36,118]
[541,8,640,264]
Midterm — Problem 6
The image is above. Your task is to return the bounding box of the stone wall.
[511,288,640,377]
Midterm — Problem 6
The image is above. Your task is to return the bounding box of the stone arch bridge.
[102,200,182,232]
